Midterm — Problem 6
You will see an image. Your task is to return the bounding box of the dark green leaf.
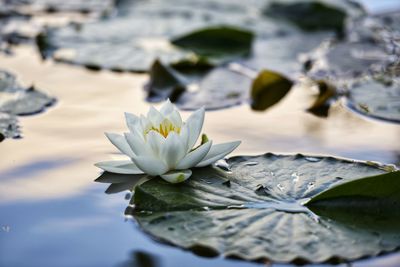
[147,59,187,103]
[128,153,400,263]
[306,171,400,205]
[264,1,347,34]
[171,26,254,61]
[306,171,400,236]
[250,70,293,111]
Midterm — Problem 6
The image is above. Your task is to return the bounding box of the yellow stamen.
[145,119,180,138]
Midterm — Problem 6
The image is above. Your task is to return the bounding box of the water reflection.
[117,251,160,267]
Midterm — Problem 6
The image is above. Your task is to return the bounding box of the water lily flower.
[95,100,241,183]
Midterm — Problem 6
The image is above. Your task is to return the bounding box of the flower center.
[146,119,180,138]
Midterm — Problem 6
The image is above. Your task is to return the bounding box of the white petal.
[160,99,174,115]
[160,132,186,169]
[124,112,139,133]
[105,132,135,158]
[160,169,192,183]
[132,156,169,176]
[147,106,165,127]
[185,107,205,150]
[179,124,190,151]
[140,115,152,133]
[176,141,212,169]
[167,109,183,128]
[196,141,241,167]
[124,132,153,157]
[146,130,165,157]
[95,160,144,174]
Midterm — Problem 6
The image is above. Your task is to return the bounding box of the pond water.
[1,1,400,267]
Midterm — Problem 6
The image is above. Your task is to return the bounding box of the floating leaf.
[128,153,400,263]
[244,32,333,78]
[0,70,55,139]
[3,0,115,14]
[346,77,400,123]
[250,70,293,111]
[42,0,278,72]
[0,112,20,140]
[306,171,400,236]
[171,26,254,62]
[307,171,400,205]
[0,86,56,115]
[264,1,348,34]
[175,66,251,110]
[147,59,252,110]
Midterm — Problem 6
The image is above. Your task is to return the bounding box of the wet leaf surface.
[128,153,400,263]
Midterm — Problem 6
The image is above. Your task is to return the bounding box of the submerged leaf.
[250,70,293,111]
[128,153,400,263]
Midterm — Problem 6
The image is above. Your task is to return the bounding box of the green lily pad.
[0,70,55,115]
[307,171,400,205]
[0,70,55,139]
[250,70,293,111]
[306,10,397,83]
[3,0,115,14]
[42,0,279,72]
[131,153,400,263]
[146,59,252,110]
[346,76,400,123]
[306,171,400,238]
[171,26,254,62]
[244,32,333,78]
